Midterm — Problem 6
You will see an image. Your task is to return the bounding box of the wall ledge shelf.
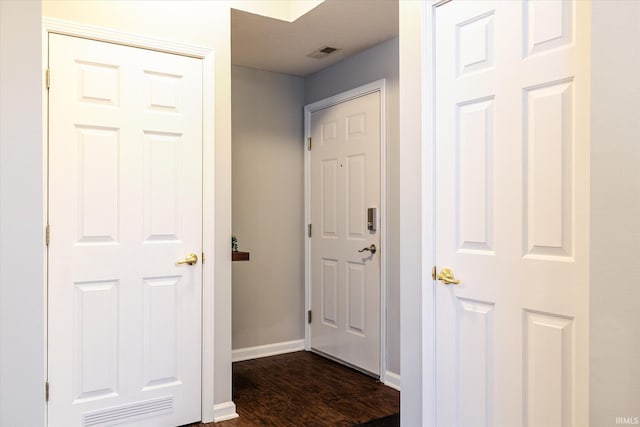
[232,251,250,262]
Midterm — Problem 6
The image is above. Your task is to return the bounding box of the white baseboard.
[213,401,238,422]
[384,371,401,391]
[232,339,305,362]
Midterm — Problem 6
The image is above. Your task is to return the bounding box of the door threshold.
[309,348,380,380]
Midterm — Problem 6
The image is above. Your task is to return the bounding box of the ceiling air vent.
[308,46,340,59]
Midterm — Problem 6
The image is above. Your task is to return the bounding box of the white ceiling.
[231,0,399,77]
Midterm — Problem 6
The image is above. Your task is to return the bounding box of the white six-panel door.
[48,34,203,427]
[434,1,589,426]
[309,92,381,375]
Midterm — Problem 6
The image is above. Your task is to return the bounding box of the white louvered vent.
[83,396,173,426]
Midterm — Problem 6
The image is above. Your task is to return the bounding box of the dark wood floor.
[190,351,399,426]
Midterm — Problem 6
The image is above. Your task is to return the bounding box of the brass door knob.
[437,267,460,285]
[176,253,198,266]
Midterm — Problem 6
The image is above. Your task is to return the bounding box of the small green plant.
[231,234,238,252]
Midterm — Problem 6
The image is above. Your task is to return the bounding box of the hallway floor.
[190,351,399,426]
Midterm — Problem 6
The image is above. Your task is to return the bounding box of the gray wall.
[305,37,400,375]
[590,1,640,425]
[0,1,45,425]
[231,66,306,349]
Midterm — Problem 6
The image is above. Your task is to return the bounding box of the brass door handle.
[437,267,460,285]
[176,253,198,266]
[358,244,377,255]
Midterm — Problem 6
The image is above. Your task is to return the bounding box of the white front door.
[434,1,589,426]
[309,91,381,375]
[48,34,203,427]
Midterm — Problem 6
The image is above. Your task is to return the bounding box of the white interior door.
[309,91,381,375]
[434,1,589,426]
[48,34,203,427]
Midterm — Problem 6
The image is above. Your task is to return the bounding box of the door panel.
[48,34,203,427]
[457,97,494,255]
[523,79,574,260]
[434,1,588,426]
[310,92,381,375]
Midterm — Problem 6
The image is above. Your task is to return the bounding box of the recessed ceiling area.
[231,0,399,77]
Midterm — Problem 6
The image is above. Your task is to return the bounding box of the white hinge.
[45,381,49,402]
[308,310,312,324]
[46,68,50,90]
[45,224,50,246]
[307,137,312,151]
[307,224,312,238]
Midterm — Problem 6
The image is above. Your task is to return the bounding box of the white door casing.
[48,33,203,427]
[305,82,385,376]
[434,1,589,427]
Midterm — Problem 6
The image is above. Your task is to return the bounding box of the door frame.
[399,0,437,425]
[303,79,388,381]
[41,18,217,424]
